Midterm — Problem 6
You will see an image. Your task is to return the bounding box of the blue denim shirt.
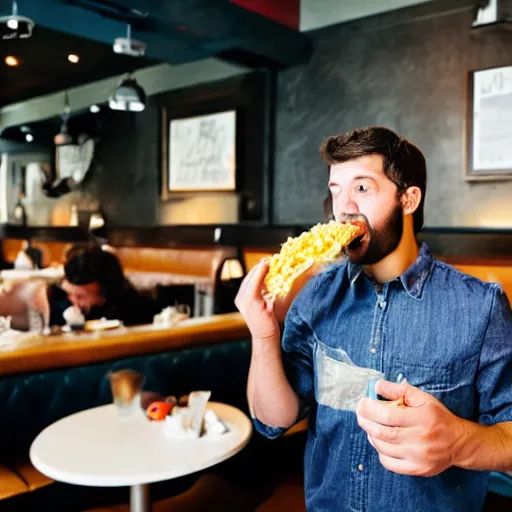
[254,244,512,512]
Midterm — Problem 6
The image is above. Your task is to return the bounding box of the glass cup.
[153,304,191,328]
[108,369,145,419]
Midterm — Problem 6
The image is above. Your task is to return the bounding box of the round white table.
[30,402,252,512]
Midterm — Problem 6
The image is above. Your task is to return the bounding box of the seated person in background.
[49,246,159,327]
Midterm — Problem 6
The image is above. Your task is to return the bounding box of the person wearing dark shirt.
[50,246,159,327]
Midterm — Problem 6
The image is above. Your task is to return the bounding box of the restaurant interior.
[0,0,511,510]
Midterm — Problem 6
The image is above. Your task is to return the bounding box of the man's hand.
[238,261,301,427]
[235,260,280,342]
[356,379,468,477]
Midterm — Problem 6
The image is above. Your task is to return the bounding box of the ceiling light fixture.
[54,91,73,146]
[68,53,79,64]
[25,133,34,142]
[113,24,146,57]
[5,55,19,66]
[0,1,35,40]
[108,74,146,112]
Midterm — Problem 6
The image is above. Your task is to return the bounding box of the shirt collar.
[399,243,433,299]
[348,243,433,299]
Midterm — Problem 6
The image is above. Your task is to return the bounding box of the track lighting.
[0,1,35,40]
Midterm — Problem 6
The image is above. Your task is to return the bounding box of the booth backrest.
[2,240,237,283]
[0,338,251,460]
[450,263,512,302]
[2,240,70,268]
[116,246,236,280]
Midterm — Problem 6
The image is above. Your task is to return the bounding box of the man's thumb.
[376,379,427,407]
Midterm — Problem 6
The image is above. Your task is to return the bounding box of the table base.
[130,484,150,512]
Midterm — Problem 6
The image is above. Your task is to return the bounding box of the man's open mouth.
[348,233,365,249]
[344,220,370,252]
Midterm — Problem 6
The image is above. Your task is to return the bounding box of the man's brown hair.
[320,126,427,234]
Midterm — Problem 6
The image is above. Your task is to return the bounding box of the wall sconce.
[89,212,105,231]
[220,258,245,281]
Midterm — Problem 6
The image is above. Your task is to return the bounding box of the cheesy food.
[264,221,364,297]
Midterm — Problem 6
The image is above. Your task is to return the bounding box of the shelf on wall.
[0,224,91,243]
[94,224,307,249]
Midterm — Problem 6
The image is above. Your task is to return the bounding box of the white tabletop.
[30,402,252,487]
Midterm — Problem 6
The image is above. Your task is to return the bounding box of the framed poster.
[466,65,512,181]
[164,110,236,193]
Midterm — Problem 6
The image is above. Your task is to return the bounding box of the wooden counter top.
[0,313,250,378]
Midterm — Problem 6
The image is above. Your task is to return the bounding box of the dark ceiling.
[0,0,312,138]
[0,0,311,109]
[0,26,157,107]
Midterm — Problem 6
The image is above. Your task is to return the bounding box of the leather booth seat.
[0,338,264,511]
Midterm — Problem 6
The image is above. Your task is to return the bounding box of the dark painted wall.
[19,72,271,227]
[85,106,159,227]
[273,0,512,228]
[17,0,512,229]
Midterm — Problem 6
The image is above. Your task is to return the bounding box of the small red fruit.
[147,401,173,421]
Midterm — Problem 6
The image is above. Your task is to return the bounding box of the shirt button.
[379,301,386,309]
[357,464,364,472]
[370,347,377,354]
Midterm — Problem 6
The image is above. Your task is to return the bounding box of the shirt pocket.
[387,357,477,419]
[314,339,383,412]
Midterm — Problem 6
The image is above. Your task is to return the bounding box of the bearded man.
[235,126,512,512]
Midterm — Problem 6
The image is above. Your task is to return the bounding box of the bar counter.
[0,313,249,377]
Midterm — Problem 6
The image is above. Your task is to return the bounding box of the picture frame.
[465,65,512,181]
[158,72,270,222]
[162,109,237,195]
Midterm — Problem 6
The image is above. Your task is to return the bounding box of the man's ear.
[401,186,422,215]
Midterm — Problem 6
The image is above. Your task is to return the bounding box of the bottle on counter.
[13,193,27,226]
[69,204,79,227]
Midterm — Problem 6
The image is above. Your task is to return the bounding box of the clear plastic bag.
[315,341,383,412]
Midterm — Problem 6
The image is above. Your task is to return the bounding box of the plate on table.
[85,319,122,332]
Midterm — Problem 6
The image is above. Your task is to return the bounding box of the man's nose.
[338,195,360,216]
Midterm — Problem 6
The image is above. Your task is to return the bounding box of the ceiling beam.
[116,0,312,67]
[0,60,248,130]
[11,0,311,68]
[10,0,210,64]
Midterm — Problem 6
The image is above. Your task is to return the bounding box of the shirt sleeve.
[477,285,512,425]
[253,298,316,439]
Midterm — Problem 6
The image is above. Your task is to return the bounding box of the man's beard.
[344,202,403,265]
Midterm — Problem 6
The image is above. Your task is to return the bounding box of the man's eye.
[356,184,368,193]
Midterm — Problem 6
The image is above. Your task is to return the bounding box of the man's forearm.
[247,336,300,429]
[454,420,512,472]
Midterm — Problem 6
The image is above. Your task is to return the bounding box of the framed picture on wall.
[466,65,512,181]
[158,72,269,222]
[162,110,237,194]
